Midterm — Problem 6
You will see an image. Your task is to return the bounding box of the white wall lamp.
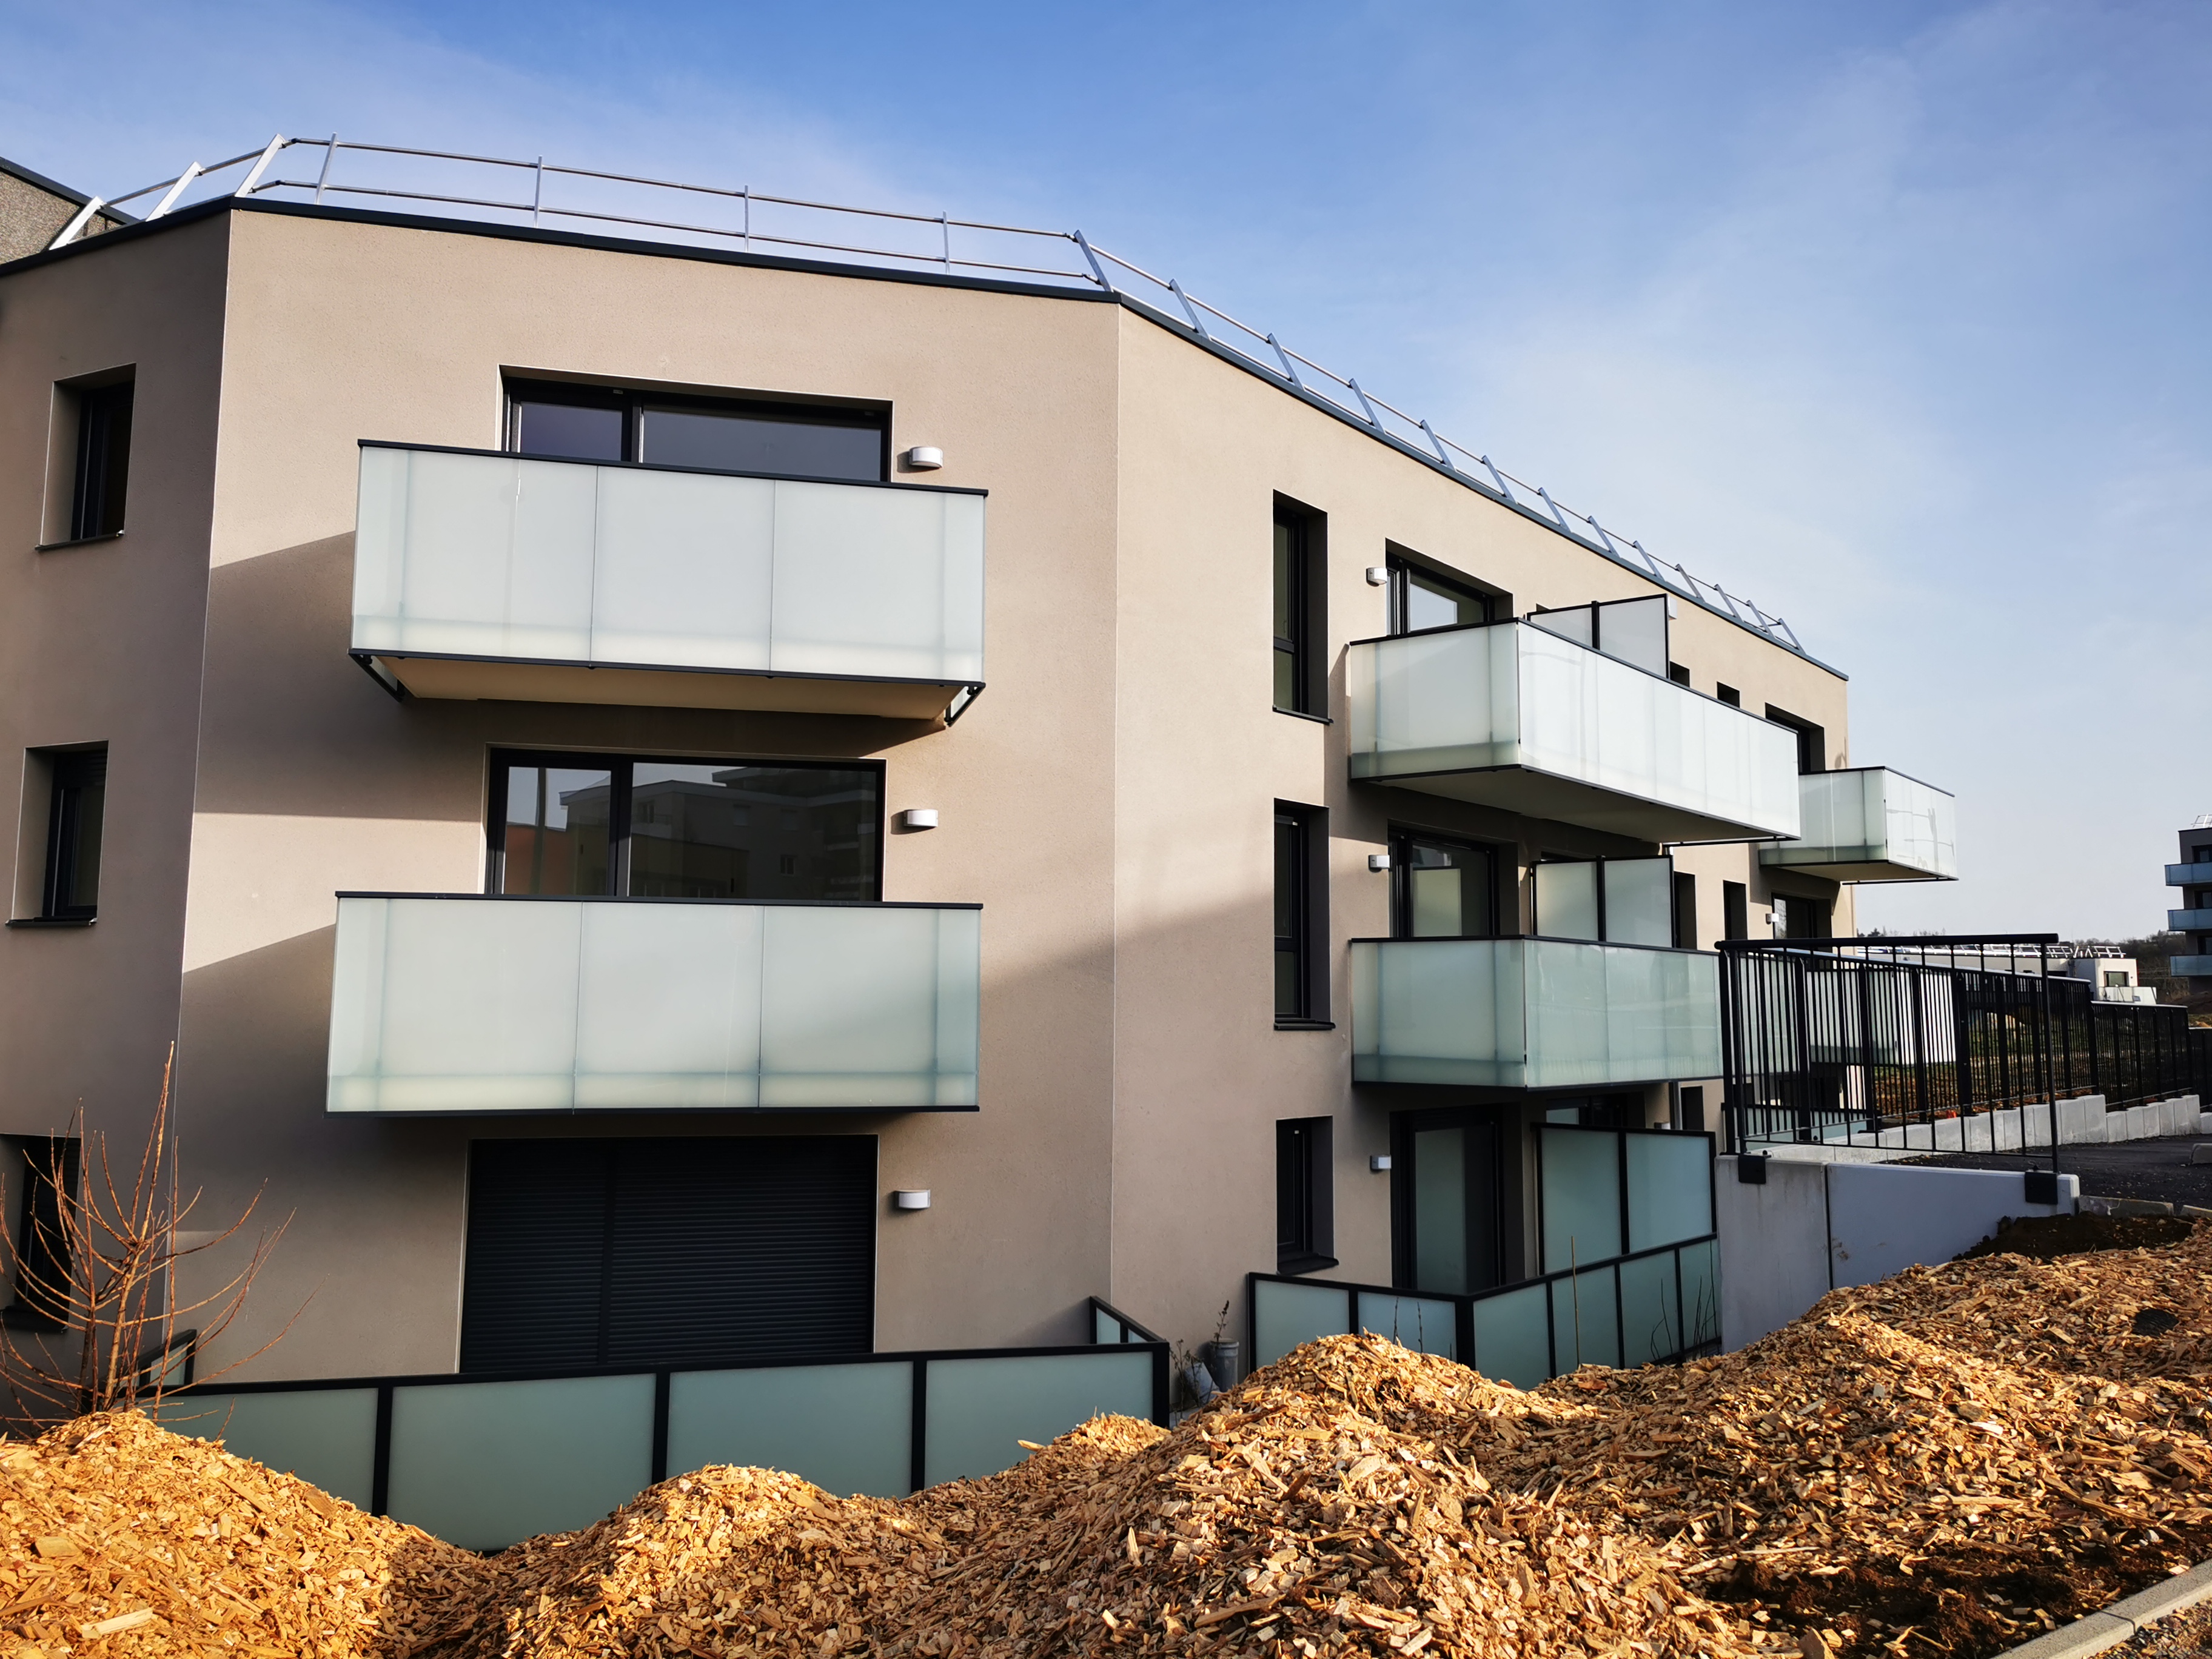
[1367,853,1391,873]
[902,446,944,471]
[892,1189,932,1211]
[1369,1155,1392,1173]
[1364,566,1389,586]
[897,808,939,831]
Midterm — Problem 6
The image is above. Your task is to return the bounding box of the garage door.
[460,1136,877,1372]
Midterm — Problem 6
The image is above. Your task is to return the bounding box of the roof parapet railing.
[53,133,1811,659]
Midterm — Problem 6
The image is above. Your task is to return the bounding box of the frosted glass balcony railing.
[2170,956,2212,977]
[1758,767,1957,883]
[2168,910,2212,933]
[1346,621,1800,843]
[327,895,980,1113]
[352,443,986,721]
[2167,865,2212,889]
[1349,936,1721,1089]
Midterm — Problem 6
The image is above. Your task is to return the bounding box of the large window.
[1272,498,1326,716]
[1386,551,1494,636]
[1274,802,1328,1026]
[1764,705,1828,776]
[36,748,106,921]
[66,378,133,542]
[1390,828,1498,939]
[489,751,882,902]
[506,380,888,481]
[1276,1117,1335,1273]
[1,1136,78,1329]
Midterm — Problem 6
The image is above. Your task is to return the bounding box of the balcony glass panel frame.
[1349,934,1723,1089]
[1758,766,1957,883]
[1346,618,1801,844]
[351,442,985,721]
[327,893,981,1114]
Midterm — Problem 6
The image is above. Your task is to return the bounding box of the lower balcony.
[327,894,980,1114]
[2167,865,2212,889]
[1349,936,1721,1090]
[1758,767,1957,883]
[2170,956,2212,979]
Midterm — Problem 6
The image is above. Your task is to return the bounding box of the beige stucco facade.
[0,199,1858,1384]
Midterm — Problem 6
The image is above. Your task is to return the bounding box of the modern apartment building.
[0,141,1959,1393]
[2170,818,2212,990]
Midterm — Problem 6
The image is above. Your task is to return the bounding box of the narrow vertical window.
[1276,1117,1334,1272]
[1672,871,1698,949]
[1386,551,1493,637]
[1273,803,1327,1025]
[1272,498,1325,714]
[70,381,133,541]
[1390,829,1497,939]
[1722,880,1748,942]
[41,749,107,920]
[3,1136,79,1328]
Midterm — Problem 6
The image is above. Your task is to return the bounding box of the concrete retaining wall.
[1717,1158,2079,1349]
[1757,1094,2201,1165]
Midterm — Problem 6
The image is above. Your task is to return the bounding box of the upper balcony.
[2169,910,2212,933]
[351,444,986,722]
[1346,620,1801,845]
[2167,864,2212,890]
[1758,768,1957,883]
[327,894,981,1114]
[1349,936,1721,1090]
[2171,956,2212,978]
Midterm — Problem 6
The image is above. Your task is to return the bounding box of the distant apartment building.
[2170,817,2212,991]
[0,141,1960,1395]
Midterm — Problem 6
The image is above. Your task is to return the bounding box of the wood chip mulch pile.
[7,1225,2212,1659]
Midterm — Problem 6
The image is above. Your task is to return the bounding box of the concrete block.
[1825,1162,2076,1289]
[2129,1104,2156,1141]
[1993,1108,2023,1151]
[2189,1144,2212,1166]
[1933,1116,1963,1151]
[2085,1196,2173,1218]
[1877,1127,1904,1148]
[1717,1156,1834,1350]
[2180,1205,2212,1221]
[2201,1111,2212,1136]
[1963,1114,1994,1153]
[1997,1553,2212,1659]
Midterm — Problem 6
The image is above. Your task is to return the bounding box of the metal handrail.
[52,133,1810,660]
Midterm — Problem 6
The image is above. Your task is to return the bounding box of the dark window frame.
[69,378,134,542]
[1385,548,1500,638]
[1389,1105,1509,1295]
[1276,1116,1336,1273]
[503,377,891,481]
[1722,880,1749,942]
[1274,801,1330,1028]
[1672,871,1698,950]
[485,749,886,902]
[1272,497,1327,717]
[1388,825,1504,940]
[1764,704,1827,776]
[2,1136,79,1330]
[40,748,107,921]
[1716,684,1741,708]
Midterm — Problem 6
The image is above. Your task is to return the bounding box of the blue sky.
[5,1,2208,939]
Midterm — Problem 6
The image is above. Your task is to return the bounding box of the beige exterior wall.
[0,201,1862,1384]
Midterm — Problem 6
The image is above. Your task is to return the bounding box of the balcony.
[1349,936,1721,1089]
[1346,621,1800,844]
[2170,911,2212,933]
[2167,865,2212,889]
[1757,768,1957,883]
[351,444,985,721]
[2171,956,2212,978]
[327,895,980,1114]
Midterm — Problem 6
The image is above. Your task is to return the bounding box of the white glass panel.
[1549,1266,1621,1371]
[1540,1127,1622,1271]
[386,1374,655,1550]
[1603,858,1674,948]
[922,1352,1151,1487]
[1355,1292,1457,1359]
[352,449,985,694]
[1527,606,1594,648]
[1619,1250,1683,1366]
[1678,1238,1722,1351]
[759,906,979,1108]
[1763,769,1957,880]
[1527,940,1722,1090]
[1594,595,1668,677]
[666,1362,910,1497]
[1469,1284,1551,1389]
[591,468,773,671]
[1536,862,1600,941]
[1252,1279,1352,1366]
[772,484,983,683]
[329,897,583,1113]
[1350,938,1526,1087]
[1409,867,1463,937]
[1625,1132,1714,1252]
[573,902,762,1109]
[1346,626,1520,779]
[155,1389,378,1512]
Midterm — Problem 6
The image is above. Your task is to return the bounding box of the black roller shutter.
[461,1136,876,1373]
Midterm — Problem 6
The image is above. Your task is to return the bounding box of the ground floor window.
[1275,1117,1335,1272]
[1392,1111,1503,1296]
[460,1135,876,1372]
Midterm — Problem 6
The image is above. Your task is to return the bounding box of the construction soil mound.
[6,1225,2212,1659]
[1955,1211,2194,1263]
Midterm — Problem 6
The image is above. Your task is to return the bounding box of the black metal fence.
[1721,935,2204,1150]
